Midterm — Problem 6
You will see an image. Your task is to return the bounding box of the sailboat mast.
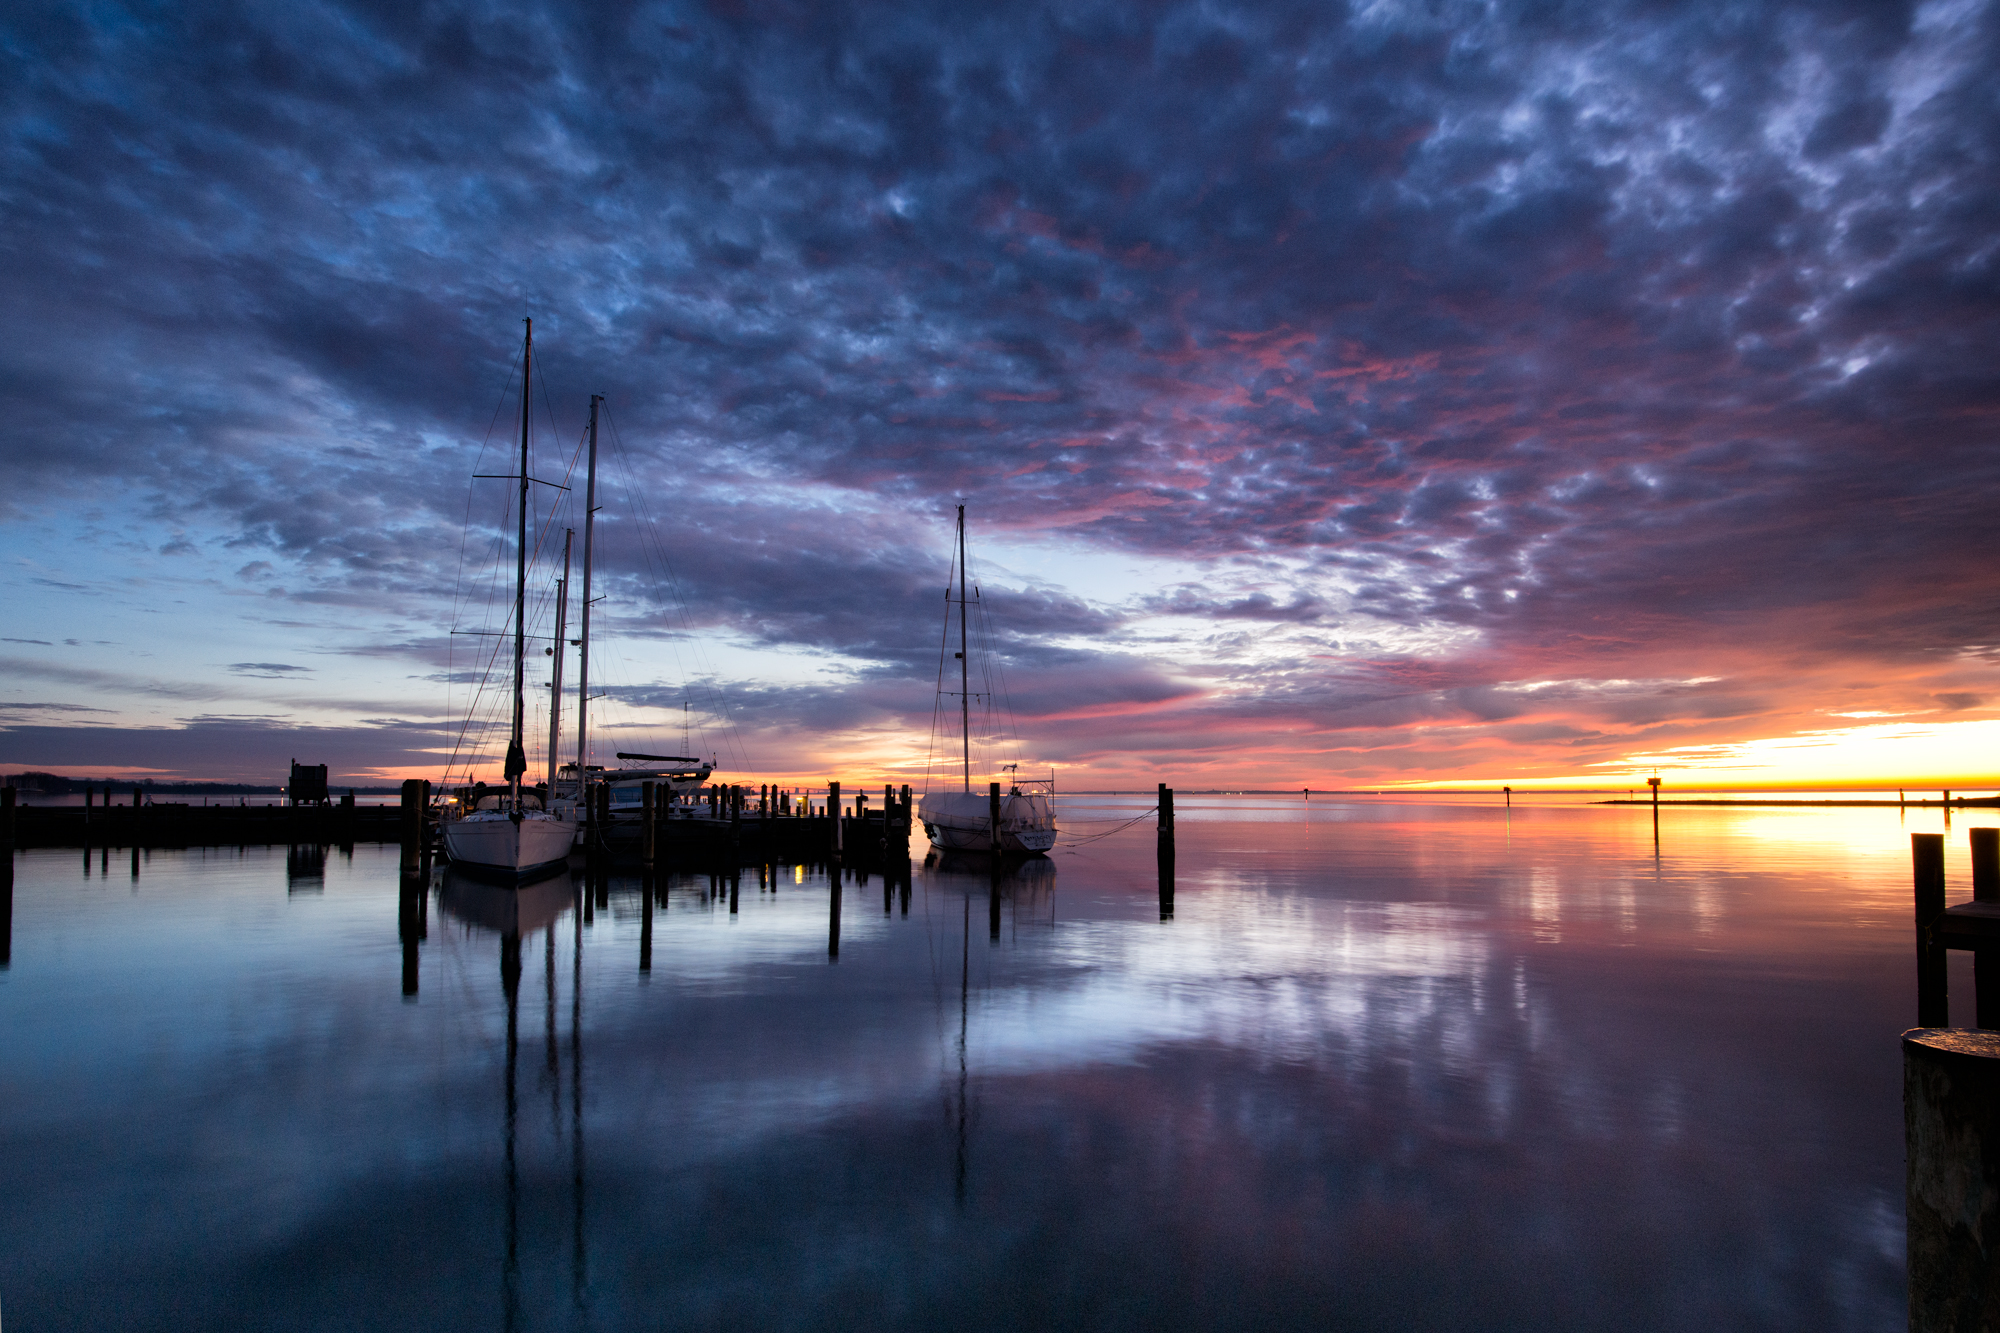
[505,319,532,798]
[958,503,969,793]
[546,528,572,792]
[574,395,600,785]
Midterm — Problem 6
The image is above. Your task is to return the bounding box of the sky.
[2,0,1998,791]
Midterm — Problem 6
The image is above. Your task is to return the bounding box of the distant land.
[2,771,403,796]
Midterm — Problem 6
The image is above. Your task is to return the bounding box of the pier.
[10,793,402,848]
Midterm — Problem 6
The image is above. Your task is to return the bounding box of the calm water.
[1,796,1987,1330]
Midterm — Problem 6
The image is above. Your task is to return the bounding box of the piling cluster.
[1905,829,2000,1332]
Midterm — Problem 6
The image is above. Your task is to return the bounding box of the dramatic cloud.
[2,0,1997,785]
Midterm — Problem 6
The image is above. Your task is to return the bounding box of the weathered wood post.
[1503,785,1512,809]
[829,781,842,866]
[1904,1027,2000,1331]
[418,780,432,869]
[1973,828,2000,1030]
[1916,833,1949,1027]
[1,785,14,855]
[1159,783,1175,919]
[989,781,1002,857]
[730,784,742,858]
[641,781,656,867]
[399,779,422,873]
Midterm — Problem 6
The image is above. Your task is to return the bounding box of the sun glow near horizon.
[1385,716,2000,793]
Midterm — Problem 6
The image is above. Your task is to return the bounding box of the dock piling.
[641,781,656,867]
[399,779,422,872]
[989,782,1001,858]
[1916,833,1949,1027]
[1973,829,2000,1030]
[1904,1028,2000,1331]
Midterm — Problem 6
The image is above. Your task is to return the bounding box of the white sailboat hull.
[442,812,577,878]
[918,791,1057,855]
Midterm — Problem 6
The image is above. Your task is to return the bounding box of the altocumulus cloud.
[0,0,1997,784]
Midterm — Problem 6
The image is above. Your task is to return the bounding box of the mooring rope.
[1056,806,1159,848]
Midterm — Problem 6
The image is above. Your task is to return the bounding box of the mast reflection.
[434,867,583,1329]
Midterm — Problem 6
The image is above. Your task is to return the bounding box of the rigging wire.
[441,355,591,785]
[444,343,526,782]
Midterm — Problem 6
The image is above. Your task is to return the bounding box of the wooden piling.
[2,786,14,854]
[399,779,422,872]
[989,781,1002,857]
[1159,783,1175,919]
[1916,833,1949,1028]
[642,781,657,866]
[1904,1028,2000,1331]
[1973,829,2000,1031]
[829,782,842,863]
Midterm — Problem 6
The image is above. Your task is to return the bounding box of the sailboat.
[916,505,1058,855]
[441,318,580,879]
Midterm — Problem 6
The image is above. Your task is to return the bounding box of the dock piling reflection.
[828,872,841,960]
[398,879,424,998]
[640,871,653,972]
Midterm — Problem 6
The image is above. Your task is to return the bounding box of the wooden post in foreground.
[1158,784,1175,920]
[1916,833,1948,1028]
[1904,1028,2000,1331]
[829,782,842,864]
[641,781,656,867]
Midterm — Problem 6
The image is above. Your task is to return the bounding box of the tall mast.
[574,395,601,785]
[505,318,531,800]
[958,503,970,793]
[545,528,572,792]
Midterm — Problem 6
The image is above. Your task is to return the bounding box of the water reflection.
[285,843,326,893]
[3,803,1975,1330]
[435,867,587,1329]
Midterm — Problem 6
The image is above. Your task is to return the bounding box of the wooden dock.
[7,799,402,848]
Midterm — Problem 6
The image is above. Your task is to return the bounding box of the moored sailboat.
[441,318,577,879]
[916,506,1057,856]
